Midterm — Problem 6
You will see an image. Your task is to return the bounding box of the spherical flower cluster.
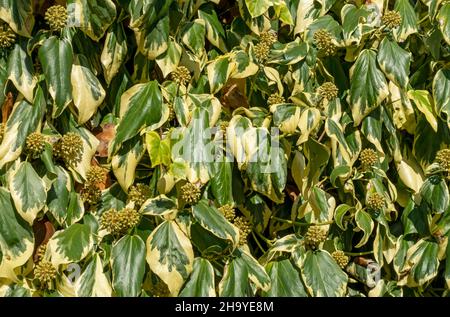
[25,132,47,158]
[382,11,402,29]
[34,261,57,286]
[0,23,16,49]
[181,182,201,205]
[367,192,385,210]
[127,183,151,207]
[313,29,337,56]
[359,148,378,170]
[86,166,106,186]
[234,216,252,246]
[304,225,327,249]
[218,204,236,222]
[260,31,277,46]
[267,94,285,105]
[171,66,191,86]
[254,42,270,63]
[100,208,141,236]
[54,132,84,166]
[332,250,349,269]
[436,149,450,172]
[317,82,339,100]
[45,5,68,30]
[36,244,47,262]
[81,185,102,205]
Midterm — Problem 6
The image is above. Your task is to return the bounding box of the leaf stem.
[271,216,334,227]
[344,250,374,256]
[251,231,267,253]
[255,230,274,246]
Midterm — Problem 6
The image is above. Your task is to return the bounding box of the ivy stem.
[344,250,374,256]
[255,231,274,246]
[251,231,266,253]
[271,216,334,227]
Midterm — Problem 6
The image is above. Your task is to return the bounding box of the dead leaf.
[2,92,14,125]
[95,123,115,157]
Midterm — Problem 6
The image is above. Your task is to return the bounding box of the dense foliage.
[0,0,450,297]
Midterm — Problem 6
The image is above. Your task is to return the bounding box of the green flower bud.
[267,93,285,105]
[0,23,16,49]
[171,66,191,86]
[234,216,252,246]
[127,183,151,207]
[45,5,68,30]
[34,260,57,286]
[382,11,402,29]
[55,132,84,166]
[25,132,46,158]
[86,166,106,186]
[260,30,277,46]
[254,42,270,63]
[332,250,349,269]
[359,148,378,170]
[218,204,236,222]
[436,149,450,172]
[181,182,201,205]
[119,207,141,229]
[313,29,337,56]
[367,192,385,210]
[305,225,327,249]
[317,82,339,100]
[101,208,140,236]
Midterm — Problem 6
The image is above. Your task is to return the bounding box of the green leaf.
[136,15,169,60]
[110,81,167,156]
[262,259,308,297]
[47,223,94,266]
[420,176,449,214]
[38,36,74,118]
[0,87,46,168]
[47,166,73,226]
[146,220,194,296]
[394,0,418,42]
[407,89,438,132]
[349,49,389,126]
[139,195,177,216]
[111,235,146,297]
[112,135,145,191]
[68,0,116,41]
[334,204,353,230]
[0,0,34,37]
[7,40,36,102]
[156,40,182,78]
[207,55,232,94]
[199,9,227,53]
[75,254,112,297]
[0,188,34,280]
[377,38,411,89]
[179,258,216,297]
[300,250,348,297]
[354,209,374,248]
[101,22,128,84]
[192,200,240,246]
[210,161,234,206]
[437,3,450,45]
[432,68,450,129]
[9,161,47,225]
[145,131,171,167]
[341,4,373,46]
[245,0,271,18]
[71,55,106,124]
[182,20,206,57]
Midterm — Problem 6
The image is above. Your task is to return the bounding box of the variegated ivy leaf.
[262,259,308,297]
[407,89,438,132]
[398,239,440,287]
[432,68,450,129]
[325,118,353,165]
[192,200,240,247]
[101,22,128,85]
[419,175,449,214]
[0,187,34,281]
[394,0,418,42]
[111,235,146,297]
[437,3,450,45]
[75,254,113,297]
[388,81,416,134]
[207,55,234,94]
[139,195,178,217]
[349,49,388,126]
[299,250,348,297]
[198,9,227,53]
[67,127,100,182]
[218,249,271,296]
[156,40,182,78]
[355,209,374,248]
[112,135,145,191]
[7,40,36,102]
[308,186,336,224]
[179,258,216,297]
[110,81,167,156]
[210,161,234,206]
[71,55,106,124]
[145,131,171,168]
[268,40,308,65]
[135,15,169,60]
[47,166,73,226]
[38,36,73,118]
[297,107,321,145]
[0,0,34,37]
[377,38,411,89]
[293,0,321,34]
[8,161,47,225]
[238,0,271,35]
[146,220,194,296]
[47,223,94,266]
[341,4,376,46]
[244,0,271,18]
[0,87,46,168]
[270,104,302,134]
[182,19,206,57]
[67,0,116,41]
[229,50,258,79]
